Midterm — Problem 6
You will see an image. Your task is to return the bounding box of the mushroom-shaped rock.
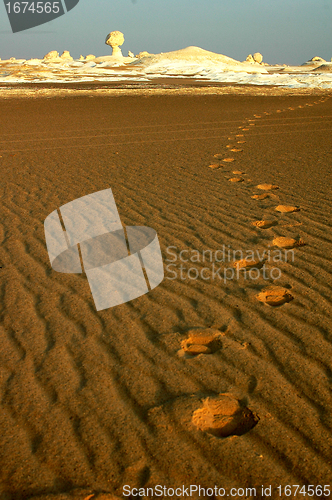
[60,50,73,61]
[181,328,223,355]
[43,50,59,60]
[253,52,263,63]
[257,286,294,306]
[105,31,125,57]
[246,54,254,63]
[192,393,259,437]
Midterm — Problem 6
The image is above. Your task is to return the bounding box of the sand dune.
[0,89,331,499]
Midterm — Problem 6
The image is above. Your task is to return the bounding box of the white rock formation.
[23,59,41,65]
[136,51,151,59]
[302,56,327,66]
[79,55,84,60]
[43,50,59,60]
[134,46,268,74]
[60,50,73,61]
[253,52,263,63]
[85,54,95,61]
[313,63,332,72]
[105,31,125,57]
[128,51,135,58]
[310,56,326,62]
[246,54,254,63]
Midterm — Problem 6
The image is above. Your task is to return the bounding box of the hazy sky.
[0,0,331,65]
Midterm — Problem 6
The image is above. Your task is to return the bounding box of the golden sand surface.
[0,89,331,499]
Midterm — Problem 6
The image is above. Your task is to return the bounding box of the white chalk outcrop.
[85,54,96,61]
[310,56,326,62]
[313,63,332,73]
[136,51,151,59]
[60,50,73,61]
[246,53,263,64]
[133,46,268,74]
[43,50,59,60]
[253,52,263,63]
[105,31,125,57]
[302,56,326,66]
[128,51,135,58]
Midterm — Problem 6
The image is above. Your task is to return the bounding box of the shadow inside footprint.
[192,393,259,438]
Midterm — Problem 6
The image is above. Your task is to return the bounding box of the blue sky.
[0,0,331,65]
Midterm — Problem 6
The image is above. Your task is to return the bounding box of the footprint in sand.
[229,177,244,182]
[257,286,294,306]
[230,148,243,152]
[213,153,224,158]
[223,158,235,163]
[192,393,259,437]
[233,257,265,270]
[209,163,221,170]
[251,193,270,200]
[252,220,277,229]
[272,236,306,249]
[275,205,300,213]
[256,184,279,191]
[181,329,223,356]
[232,170,245,175]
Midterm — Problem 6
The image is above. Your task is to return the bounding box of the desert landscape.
[0,35,332,500]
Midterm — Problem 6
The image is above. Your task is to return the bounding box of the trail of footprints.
[183,97,329,438]
[208,97,330,298]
